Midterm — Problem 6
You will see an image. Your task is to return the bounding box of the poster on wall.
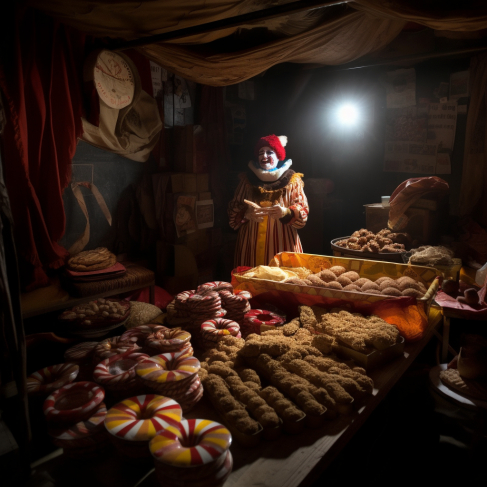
[427,102,457,151]
[196,200,214,229]
[384,141,437,174]
[449,70,469,100]
[174,194,197,237]
[384,106,436,173]
[385,68,416,108]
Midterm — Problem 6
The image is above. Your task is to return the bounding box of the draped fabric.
[458,52,487,218]
[27,1,487,86]
[0,9,85,290]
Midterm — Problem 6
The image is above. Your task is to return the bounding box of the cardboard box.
[183,174,197,193]
[365,203,438,244]
[196,173,209,192]
[198,191,212,201]
[364,204,389,234]
[173,125,209,174]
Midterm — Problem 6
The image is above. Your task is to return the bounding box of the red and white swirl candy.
[92,336,141,364]
[243,309,285,335]
[200,318,241,343]
[120,324,166,347]
[27,363,79,397]
[196,281,234,295]
[93,351,150,391]
[48,401,108,449]
[176,377,204,413]
[43,381,105,424]
[235,289,252,300]
[145,327,192,354]
[64,342,98,364]
[220,291,251,322]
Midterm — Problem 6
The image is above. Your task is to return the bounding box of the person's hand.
[244,206,266,223]
[262,204,290,220]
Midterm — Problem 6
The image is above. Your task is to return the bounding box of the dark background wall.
[221,56,470,257]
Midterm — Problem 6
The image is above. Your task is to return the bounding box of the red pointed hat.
[254,135,287,161]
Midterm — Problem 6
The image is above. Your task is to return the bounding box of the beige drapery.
[28,1,487,86]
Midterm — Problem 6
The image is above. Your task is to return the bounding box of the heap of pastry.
[59,298,131,330]
[284,265,428,298]
[335,228,410,253]
[298,305,400,353]
[199,319,375,441]
[66,247,117,272]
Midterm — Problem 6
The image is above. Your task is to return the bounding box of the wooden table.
[29,319,439,487]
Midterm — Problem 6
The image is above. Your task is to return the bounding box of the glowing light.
[337,103,359,125]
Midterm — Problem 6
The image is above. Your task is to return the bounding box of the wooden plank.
[31,322,438,487]
[21,279,155,319]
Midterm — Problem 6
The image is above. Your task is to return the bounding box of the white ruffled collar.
[248,159,293,182]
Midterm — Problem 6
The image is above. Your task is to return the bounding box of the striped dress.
[228,171,309,267]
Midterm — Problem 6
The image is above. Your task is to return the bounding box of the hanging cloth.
[68,182,112,255]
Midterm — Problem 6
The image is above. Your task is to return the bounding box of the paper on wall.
[196,199,214,229]
[150,61,163,98]
[427,102,457,151]
[384,142,437,174]
[435,153,451,175]
[386,68,416,108]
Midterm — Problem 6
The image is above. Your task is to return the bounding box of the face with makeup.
[258,146,279,170]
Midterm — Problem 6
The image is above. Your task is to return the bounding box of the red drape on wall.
[0,9,85,291]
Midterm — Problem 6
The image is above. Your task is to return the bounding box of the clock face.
[94,51,135,109]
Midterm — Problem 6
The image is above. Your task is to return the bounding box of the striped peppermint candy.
[64,342,98,364]
[48,401,107,448]
[43,381,105,424]
[92,336,141,364]
[93,351,150,390]
[235,289,252,300]
[196,281,234,295]
[243,309,285,335]
[136,351,200,384]
[149,419,231,467]
[27,363,79,397]
[145,327,191,353]
[105,395,182,442]
[200,318,240,340]
[174,290,196,307]
[120,324,167,347]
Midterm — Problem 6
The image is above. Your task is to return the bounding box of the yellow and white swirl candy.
[105,394,182,442]
[149,419,231,467]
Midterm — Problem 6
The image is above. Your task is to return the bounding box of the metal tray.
[331,237,406,263]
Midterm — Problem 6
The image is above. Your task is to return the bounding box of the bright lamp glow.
[337,103,359,125]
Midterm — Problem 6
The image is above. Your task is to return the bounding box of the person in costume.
[228,134,309,267]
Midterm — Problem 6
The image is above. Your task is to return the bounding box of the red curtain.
[0,9,85,290]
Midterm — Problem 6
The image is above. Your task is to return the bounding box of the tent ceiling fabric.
[28,1,487,85]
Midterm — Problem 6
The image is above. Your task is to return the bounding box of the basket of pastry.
[198,321,376,438]
[59,298,130,337]
[232,252,440,341]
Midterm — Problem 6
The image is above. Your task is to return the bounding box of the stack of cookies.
[65,247,126,283]
[67,248,117,272]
